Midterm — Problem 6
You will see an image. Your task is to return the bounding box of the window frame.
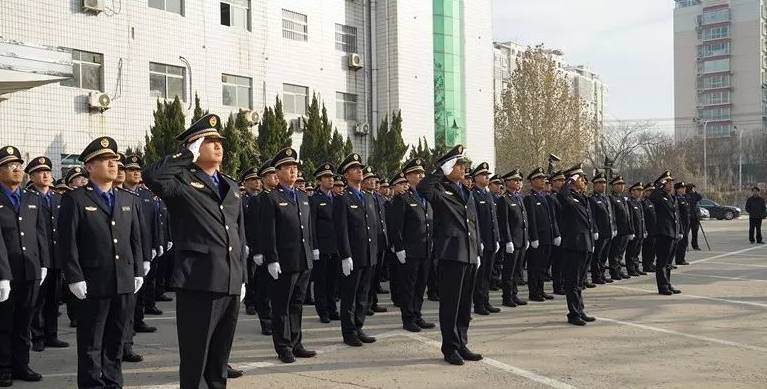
[60,49,104,92]
[149,62,187,102]
[148,0,184,15]
[220,0,250,31]
[221,73,252,109]
[335,23,358,52]
[282,83,308,115]
[335,92,358,121]
[282,9,308,42]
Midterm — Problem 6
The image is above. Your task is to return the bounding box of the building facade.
[0,0,495,175]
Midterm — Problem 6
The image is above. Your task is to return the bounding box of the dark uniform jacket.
[628,197,646,238]
[244,190,268,257]
[59,184,142,296]
[524,191,558,245]
[642,198,657,236]
[610,192,635,236]
[746,196,766,219]
[650,188,680,239]
[558,182,595,253]
[389,188,433,260]
[472,186,500,253]
[0,187,50,281]
[333,187,379,267]
[310,189,338,256]
[371,192,389,251]
[497,191,528,248]
[0,229,9,281]
[260,185,314,273]
[589,192,615,236]
[416,169,480,265]
[28,188,62,269]
[676,194,690,231]
[143,148,247,295]
[687,191,702,221]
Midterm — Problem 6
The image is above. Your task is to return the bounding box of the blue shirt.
[280,184,297,203]
[92,184,115,213]
[348,186,365,205]
[0,183,21,211]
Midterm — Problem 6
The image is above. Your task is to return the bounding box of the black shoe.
[45,338,69,348]
[542,293,554,300]
[32,340,45,352]
[0,372,11,387]
[584,282,596,288]
[69,320,78,328]
[366,309,375,316]
[261,323,273,336]
[502,298,517,307]
[245,306,257,315]
[677,261,690,266]
[604,277,614,283]
[457,347,483,361]
[293,346,317,358]
[372,304,387,313]
[658,289,673,295]
[427,294,440,302]
[122,351,144,362]
[304,298,315,305]
[512,296,527,305]
[155,293,173,302]
[486,304,501,313]
[319,316,331,323]
[443,351,465,366]
[580,314,596,322]
[227,365,243,379]
[553,289,566,295]
[619,272,630,279]
[643,267,655,273]
[529,296,545,302]
[358,331,376,343]
[416,319,436,329]
[670,287,682,294]
[758,241,765,244]
[474,306,490,315]
[277,351,296,364]
[670,264,678,269]
[343,335,363,347]
[628,271,641,277]
[610,273,622,280]
[692,247,702,251]
[134,323,157,333]
[12,367,42,382]
[403,322,422,332]
[568,317,587,326]
[637,270,647,276]
[376,286,389,294]
[144,306,163,315]
[329,311,340,321]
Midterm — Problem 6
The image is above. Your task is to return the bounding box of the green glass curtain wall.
[433,0,465,147]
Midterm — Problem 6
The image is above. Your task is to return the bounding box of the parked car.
[698,199,741,220]
[699,207,710,219]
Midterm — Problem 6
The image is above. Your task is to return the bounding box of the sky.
[492,0,676,129]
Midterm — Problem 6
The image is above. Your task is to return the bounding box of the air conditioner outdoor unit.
[242,110,260,126]
[354,122,369,136]
[88,92,112,112]
[82,0,105,13]
[348,53,363,70]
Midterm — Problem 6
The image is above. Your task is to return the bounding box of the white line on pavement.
[608,284,767,309]
[705,261,767,268]
[596,317,767,353]
[689,245,767,265]
[678,272,767,282]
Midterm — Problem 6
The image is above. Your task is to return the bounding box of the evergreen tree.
[328,129,346,166]
[144,97,186,165]
[257,96,293,160]
[192,93,208,123]
[124,146,144,159]
[368,111,407,180]
[299,94,322,178]
[235,110,259,173]
[343,137,354,157]
[220,114,241,176]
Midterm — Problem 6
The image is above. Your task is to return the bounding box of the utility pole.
[693,117,709,195]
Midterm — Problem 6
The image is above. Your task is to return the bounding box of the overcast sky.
[492,0,676,127]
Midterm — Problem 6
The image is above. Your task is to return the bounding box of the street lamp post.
[694,118,709,195]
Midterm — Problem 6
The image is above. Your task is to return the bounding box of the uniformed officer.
[641,184,657,273]
[245,160,276,334]
[334,153,379,347]
[558,164,597,326]
[377,181,391,200]
[332,175,345,196]
[469,162,501,315]
[497,169,529,307]
[489,174,505,291]
[387,172,408,307]
[674,182,691,266]
[686,183,702,250]
[524,167,560,302]
[548,170,567,293]
[53,179,71,194]
[309,163,340,323]
[239,165,260,315]
[650,171,682,295]
[625,182,647,276]
[362,166,388,315]
[608,176,634,280]
[59,137,144,388]
[0,146,50,386]
[65,166,88,189]
[417,145,483,366]
[587,170,614,284]
[389,158,436,332]
[26,156,70,352]
[240,167,262,199]
[143,114,247,388]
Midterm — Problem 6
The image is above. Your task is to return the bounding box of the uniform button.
[52,228,56,232]
[300,225,304,229]
[111,221,116,226]
[468,233,471,237]
[220,205,224,210]
[113,239,118,243]
[302,239,305,242]
[53,240,56,244]
[115,255,120,259]
[368,238,372,242]
[20,232,24,236]
[229,246,233,251]
[225,225,230,230]
[22,247,26,251]
[18,217,22,221]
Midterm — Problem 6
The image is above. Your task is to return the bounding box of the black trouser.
[749,218,763,243]
[625,236,644,272]
[655,236,676,292]
[122,288,137,355]
[608,235,630,276]
[253,264,273,331]
[141,260,158,310]
[642,236,656,271]
[76,293,131,389]
[244,257,257,308]
[368,248,386,308]
[65,286,80,324]
[690,217,701,248]
[675,225,690,264]
[154,253,170,298]
[550,246,564,292]
[270,270,310,354]
[438,260,475,356]
[491,250,503,287]
[473,248,496,309]
[176,290,239,389]
[31,269,62,343]
[501,248,525,300]
[313,253,339,319]
[590,237,611,282]
[387,251,401,306]
[563,250,588,320]
[514,246,527,283]
[339,265,372,338]
[398,256,430,325]
[527,244,552,299]
[0,280,38,373]
[427,261,439,299]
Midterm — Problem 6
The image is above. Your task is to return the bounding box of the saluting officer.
[608,176,634,280]
[26,156,70,352]
[0,146,50,386]
[524,167,560,302]
[674,182,691,266]
[389,158,435,332]
[59,137,144,389]
[497,169,529,307]
[417,145,483,366]
[310,163,340,323]
[143,114,248,388]
[650,171,682,295]
[625,182,647,277]
[588,170,614,284]
[641,184,658,273]
[470,162,501,315]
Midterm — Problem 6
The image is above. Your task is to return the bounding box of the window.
[700,58,730,73]
[282,9,307,41]
[335,24,357,52]
[282,84,308,115]
[698,90,730,105]
[220,0,249,30]
[336,92,358,121]
[698,73,731,89]
[702,8,730,25]
[703,25,729,40]
[700,106,731,120]
[700,41,730,57]
[707,123,731,137]
[222,74,252,108]
[150,63,186,101]
[148,0,183,15]
[60,49,103,91]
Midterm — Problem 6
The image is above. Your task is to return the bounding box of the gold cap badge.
[100,138,109,148]
[209,116,218,127]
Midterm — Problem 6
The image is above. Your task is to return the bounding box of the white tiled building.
[0,0,495,175]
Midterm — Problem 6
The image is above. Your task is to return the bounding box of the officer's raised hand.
[530,240,539,249]
[187,136,205,163]
[69,281,87,300]
[312,249,320,261]
[440,157,458,175]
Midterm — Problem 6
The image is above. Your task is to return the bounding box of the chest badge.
[191,182,205,189]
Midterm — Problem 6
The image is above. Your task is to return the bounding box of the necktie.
[100,192,112,214]
[210,173,220,194]
[10,191,20,212]
[287,188,296,204]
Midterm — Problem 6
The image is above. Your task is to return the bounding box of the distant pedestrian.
[745,187,765,244]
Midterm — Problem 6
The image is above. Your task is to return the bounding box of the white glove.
[143,261,151,276]
[40,267,48,286]
[628,234,635,241]
[0,280,10,302]
[480,243,484,252]
[396,250,406,264]
[531,240,540,249]
[151,249,157,260]
[505,242,514,254]
[167,241,173,251]
[240,283,246,302]
[440,158,458,175]
[188,137,204,163]
[612,230,617,238]
[312,249,320,261]
[134,277,144,293]
[476,256,481,269]
[495,242,500,253]
[254,254,264,266]
[268,262,281,280]
[525,241,530,250]
[341,257,353,276]
[553,236,562,247]
[593,232,599,241]
[69,281,87,300]
[158,245,164,256]
[677,234,683,239]
[643,232,648,239]
[244,245,250,258]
